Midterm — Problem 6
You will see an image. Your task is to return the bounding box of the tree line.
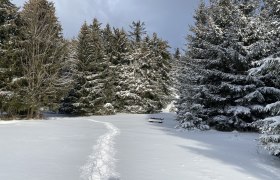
[176,0,280,156]
[0,0,172,118]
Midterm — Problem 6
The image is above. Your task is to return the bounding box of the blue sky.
[12,0,200,51]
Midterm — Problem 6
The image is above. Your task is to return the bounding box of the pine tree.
[19,0,69,118]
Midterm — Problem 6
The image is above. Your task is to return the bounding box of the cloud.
[11,0,200,50]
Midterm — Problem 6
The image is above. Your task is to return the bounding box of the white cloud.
[11,0,200,49]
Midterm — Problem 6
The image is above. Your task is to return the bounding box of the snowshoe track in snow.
[81,119,120,180]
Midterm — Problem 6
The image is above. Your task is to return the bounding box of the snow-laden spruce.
[177,0,280,133]
[0,0,21,116]
[61,20,172,115]
[259,116,280,156]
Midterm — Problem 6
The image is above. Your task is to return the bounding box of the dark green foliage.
[129,21,147,43]
[61,19,172,115]
[0,0,22,117]
[0,1,172,117]
[177,0,280,132]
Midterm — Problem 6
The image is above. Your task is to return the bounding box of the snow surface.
[0,113,280,180]
[81,120,120,180]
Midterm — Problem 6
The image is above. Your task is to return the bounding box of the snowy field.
[0,113,280,180]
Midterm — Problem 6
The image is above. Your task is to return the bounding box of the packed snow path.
[81,120,120,180]
[1,113,280,180]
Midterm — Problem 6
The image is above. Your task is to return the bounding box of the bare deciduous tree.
[17,0,70,118]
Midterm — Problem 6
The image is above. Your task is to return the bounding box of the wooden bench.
[148,117,164,123]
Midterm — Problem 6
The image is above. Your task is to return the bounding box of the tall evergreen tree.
[176,1,212,130]
[0,0,22,116]
[177,0,262,130]
[110,27,132,112]
[129,21,146,43]
[115,26,148,113]
[61,19,114,115]
[62,20,172,115]
[60,22,92,115]
[87,18,113,115]
[249,0,280,155]
[149,33,172,109]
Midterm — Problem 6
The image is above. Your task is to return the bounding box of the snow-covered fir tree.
[177,0,263,131]
[170,48,181,89]
[60,22,91,115]
[0,0,22,116]
[114,22,172,113]
[61,19,114,115]
[110,27,134,112]
[149,33,172,109]
[176,1,211,130]
[129,21,146,43]
[115,21,150,113]
[86,18,113,115]
[61,19,172,115]
[101,24,117,112]
[249,0,280,156]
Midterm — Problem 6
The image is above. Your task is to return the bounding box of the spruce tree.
[129,21,146,43]
[115,26,146,113]
[249,0,280,155]
[87,18,113,115]
[176,1,212,130]
[149,33,172,109]
[61,19,114,115]
[0,0,22,117]
[110,28,132,112]
[177,0,261,130]
[60,22,92,115]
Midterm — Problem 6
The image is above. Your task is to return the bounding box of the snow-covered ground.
[0,113,280,180]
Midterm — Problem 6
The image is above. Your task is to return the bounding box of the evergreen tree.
[110,27,132,112]
[177,0,261,130]
[176,1,212,130]
[149,33,172,109]
[87,18,113,115]
[249,0,280,155]
[129,21,146,43]
[170,48,181,100]
[115,26,147,113]
[0,0,22,117]
[174,48,181,60]
[60,22,92,115]
[115,21,172,113]
[61,19,114,115]
[62,20,172,115]
[101,24,116,113]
